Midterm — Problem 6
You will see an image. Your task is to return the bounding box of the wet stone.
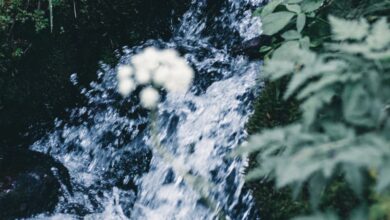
[0,148,71,220]
[232,35,273,58]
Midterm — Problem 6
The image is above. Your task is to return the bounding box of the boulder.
[232,35,273,58]
[0,148,71,220]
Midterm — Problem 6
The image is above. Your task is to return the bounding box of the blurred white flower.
[135,68,152,85]
[117,65,133,80]
[131,47,194,92]
[116,47,194,107]
[140,87,160,109]
[164,60,194,92]
[118,78,135,97]
[160,49,179,63]
[153,66,170,86]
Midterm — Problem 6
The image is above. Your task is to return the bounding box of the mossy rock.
[0,147,72,219]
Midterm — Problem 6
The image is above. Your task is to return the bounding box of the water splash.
[31,0,264,219]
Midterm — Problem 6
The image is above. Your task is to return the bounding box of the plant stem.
[149,110,226,220]
[49,0,53,32]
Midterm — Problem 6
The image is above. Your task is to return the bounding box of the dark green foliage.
[247,179,310,220]
[244,0,390,219]
[0,0,190,146]
[246,80,300,135]
[246,81,360,219]
[246,80,305,219]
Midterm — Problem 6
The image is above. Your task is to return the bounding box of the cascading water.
[30,0,264,219]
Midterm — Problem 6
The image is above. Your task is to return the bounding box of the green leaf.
[281,30,301,40]
[299,36,311,49]
[343,164,363,196]
[301,90,335,126]
[259,46,273,53]
[262,12,295,35]
[366,18,390,50]
[296,13,306,32]
[300,0,324,13]
[287,0,304,3]
[376,161,390,192]
[264,60,295,79]
[342,84,377,127]
[309,173,326,208]
[259,0,284,17]
[285,4,301,14]
[272,40,300,60]
[245,168,268,181]
[297,72,341,100]
[329,16,369,41]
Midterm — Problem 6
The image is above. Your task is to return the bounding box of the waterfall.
[30,0,264,219]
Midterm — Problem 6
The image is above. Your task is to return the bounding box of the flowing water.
[30,0,264,219]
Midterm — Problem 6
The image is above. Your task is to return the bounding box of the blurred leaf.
[342,84,376,127]
[282,30,301,40]
[329,16,369,41]
[309,173,326,208]
[285,4,302,14]
[366,18,390,50]
[246,168,268,181]
[287,0,304,3]
[272,40,300,60]
[376,161,390,193]
[259,0,284,17]
[262,12,295,35]
[300,0,324,12]
[299,36,310,49]
[344,164,363,196]
[259,46,272,53]
[297,13,306,32]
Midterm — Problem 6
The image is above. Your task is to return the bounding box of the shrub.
[240,0,390,219]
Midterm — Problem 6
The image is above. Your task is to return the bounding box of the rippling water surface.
[31,0,264,219]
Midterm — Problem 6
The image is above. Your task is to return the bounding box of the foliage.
[0,0,189,146]
[245,80,308,219]
[241,0,390,219]
[254,0,324,36]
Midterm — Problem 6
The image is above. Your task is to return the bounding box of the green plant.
[255,0,331,57]
[240,1,390,219]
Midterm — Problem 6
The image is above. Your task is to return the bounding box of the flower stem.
[149,110,226,220]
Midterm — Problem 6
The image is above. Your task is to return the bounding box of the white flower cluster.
[117,47,194,109]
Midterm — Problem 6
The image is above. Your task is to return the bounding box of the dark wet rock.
[0,148,72,220]
[108,149,152,192]
[232,35,273,58]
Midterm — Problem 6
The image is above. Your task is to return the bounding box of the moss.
[246,80,307,219]
[319,176,361,219]
[246,80,300,135]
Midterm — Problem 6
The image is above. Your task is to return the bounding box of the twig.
[73,0,77,18]
[49,0,53,32]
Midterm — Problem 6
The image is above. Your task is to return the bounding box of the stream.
[30,0,264,219]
